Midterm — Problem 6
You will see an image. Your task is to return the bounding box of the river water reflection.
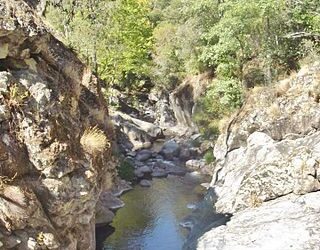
[102,174,209,250]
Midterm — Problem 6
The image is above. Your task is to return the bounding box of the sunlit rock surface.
[195,63,320,249]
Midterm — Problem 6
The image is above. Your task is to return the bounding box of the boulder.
[98,191,125,210]
[169,73,211,131]
[135,149,153,161]
[160,140,180,160]
[197,192,320,250]
[186,159,206,171]
[112,111,164,151]
[111,179,132,197]
[179,147,191,160]
[152,168,168,178]
[212,131,320,213]
[139,165,152,174]
[140,179,152,187]
[95,208,115,226]
[134,169,144,178]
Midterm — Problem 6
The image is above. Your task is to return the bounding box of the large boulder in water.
[160,140,181,160]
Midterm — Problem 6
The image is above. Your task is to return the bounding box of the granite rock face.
[195,63,320,249]
[197,192,320,250]
[169,73,211,131]
[0,1,116,249]
[111,110,164,151]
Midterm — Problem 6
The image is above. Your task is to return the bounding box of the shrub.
[117,159,135,182]
[193,78,243,138]
[204,150,215,164]
[213,78,243,109]
[275,79,291,97]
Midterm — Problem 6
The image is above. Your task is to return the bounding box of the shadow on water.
[182,188,232,249]
[96,225,115,250]
[96,177,231,250]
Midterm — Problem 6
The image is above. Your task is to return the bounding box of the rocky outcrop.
[197,192,320,250]
[169,73,211,131]
[147,90,176,127]
[0,1,116,249]
[195,62,320,249]
[111,110,164,151]
[213,131,320,213]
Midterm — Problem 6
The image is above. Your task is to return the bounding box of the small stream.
[98,174,211,250]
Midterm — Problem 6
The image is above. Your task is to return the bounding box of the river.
[97,173,210,250]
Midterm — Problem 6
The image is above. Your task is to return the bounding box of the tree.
[45,0,116,73]
[99,0,154,90]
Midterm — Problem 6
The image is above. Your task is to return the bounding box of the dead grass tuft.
[249,192,263,208]
[267,103,281,119]
[5,84,29,109]
[308,74,320,103]
[218,116,231,133]
[275,79,291,97]
[0,173,17,190]
[80,126,110,155]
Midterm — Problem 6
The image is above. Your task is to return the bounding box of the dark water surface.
[101,174,209,250]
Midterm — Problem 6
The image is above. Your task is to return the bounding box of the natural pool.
[98,174,210,250]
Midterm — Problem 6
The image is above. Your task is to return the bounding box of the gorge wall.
[0,1,116,249]
[192,62,320,249]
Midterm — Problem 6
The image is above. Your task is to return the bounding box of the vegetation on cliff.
[45,0,320,135]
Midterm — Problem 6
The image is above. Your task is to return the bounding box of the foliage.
[204,150,215,164]
[99,0,154,89]
[194,78,243,137]
[45,0,320,91]
[45,0,320,137]
[117,159,135,181]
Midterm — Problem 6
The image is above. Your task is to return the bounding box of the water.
[101,174,210,250]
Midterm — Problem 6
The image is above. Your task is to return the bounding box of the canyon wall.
[193,62,320,249]
[0,1,116,249]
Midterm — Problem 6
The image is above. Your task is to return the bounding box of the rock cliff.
[169,73,211,131]
[195,62,320,249]
[0,1,116,249]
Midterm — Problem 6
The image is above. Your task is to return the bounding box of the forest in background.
[44,0,320,136]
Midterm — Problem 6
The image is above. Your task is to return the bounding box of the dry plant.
[248,86,275,108]
[251,85,266,95]
[80,126,110,155]
[249,192,263,208]
[0,172,17,190]
[5,84,29,109]
[267,103,281,119]
[309,75,320,102]
[218,116,230,133]
[36,232,45,246]
[275,79,291,97]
